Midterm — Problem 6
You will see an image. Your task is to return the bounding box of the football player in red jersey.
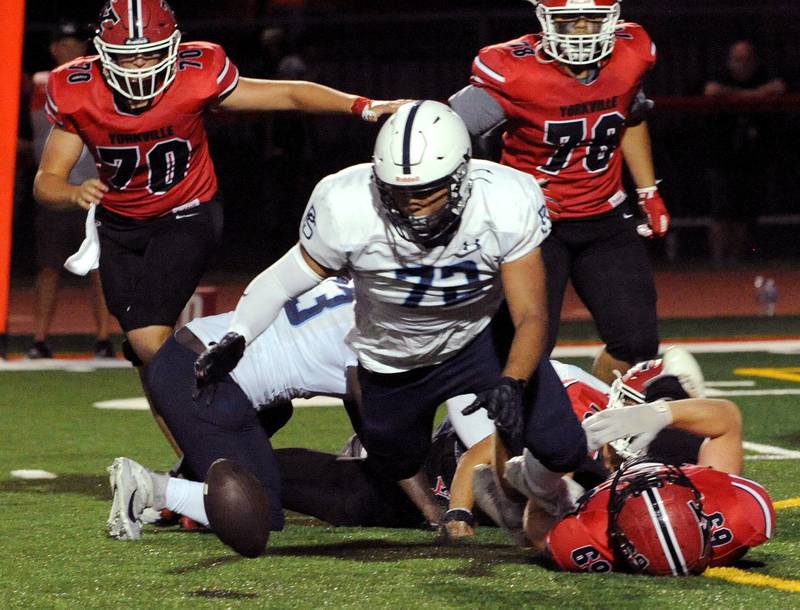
[545,459,774,575]
[449,0,669,383]
[33,0,406,367]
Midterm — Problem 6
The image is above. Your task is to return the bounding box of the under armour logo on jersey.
[301,206,317,239]
[455,238,481,257]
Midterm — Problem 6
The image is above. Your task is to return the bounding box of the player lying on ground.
[474,352,774,574]
[106,278,360,543]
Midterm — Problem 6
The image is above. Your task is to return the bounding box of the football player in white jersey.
[106,278,359,541]
[195,100,589,528]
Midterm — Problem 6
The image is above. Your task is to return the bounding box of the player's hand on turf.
[635,185,670,238]
[444,519,475,540]
[194,332,246,389]
[71,178,108,210]
[462,377,525,444]
[442,508,476,541]
[581,400,673,453]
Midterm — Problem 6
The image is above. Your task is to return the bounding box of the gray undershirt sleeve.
[448,85,508,136]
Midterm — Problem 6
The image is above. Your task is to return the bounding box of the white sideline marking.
[292,396,344,408]
[743,441,800,459]
[0,359,130,372]
[10,469,57,479]
[94,398,149,410]
[705,388,800,397]
[92,396,345,410]
[551,339,800,358]
[706,380,756,387]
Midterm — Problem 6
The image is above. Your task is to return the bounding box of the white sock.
[166,478,210,527]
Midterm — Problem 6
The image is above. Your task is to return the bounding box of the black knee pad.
[121,339,144,367]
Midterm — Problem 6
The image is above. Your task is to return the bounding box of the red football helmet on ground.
[608,459,712,576]
[93,0,181,101]
[528,0,621,66]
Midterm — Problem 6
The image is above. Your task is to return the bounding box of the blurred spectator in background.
[703,40,786,267]
[28,20,114,359]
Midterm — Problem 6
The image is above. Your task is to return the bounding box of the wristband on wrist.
[350,96,373,120]
[443,508,476,527]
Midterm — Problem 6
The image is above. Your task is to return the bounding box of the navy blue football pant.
[146,336,285,530]
[542,210,659,363]
[357,322,587,481]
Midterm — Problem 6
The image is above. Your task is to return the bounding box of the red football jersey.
[547,465,774,572]
[45,41,240,218]
[471,23,656,219]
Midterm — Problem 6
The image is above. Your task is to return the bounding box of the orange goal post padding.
[0,0,25,355]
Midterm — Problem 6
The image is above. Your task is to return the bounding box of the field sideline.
[2,325,799,608]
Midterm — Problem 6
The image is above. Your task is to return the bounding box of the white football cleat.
[472,464,527,546]
[106,457,155,540]
[662,346,705,398]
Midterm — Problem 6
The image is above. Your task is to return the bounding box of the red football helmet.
[93,0,181,101]
[528,0,621,66]
[608,459,712,576]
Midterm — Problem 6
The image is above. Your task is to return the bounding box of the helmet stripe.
[644,487,689,576]
[401,100,424,175]
[128,0,144,40]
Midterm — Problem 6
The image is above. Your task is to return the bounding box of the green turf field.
[2,324,799,608]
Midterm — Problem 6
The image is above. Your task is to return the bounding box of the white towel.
[64,205,100,276]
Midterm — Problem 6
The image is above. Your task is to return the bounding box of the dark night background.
[15,1,800,276]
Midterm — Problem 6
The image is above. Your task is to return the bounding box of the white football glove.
[582,400,673,454]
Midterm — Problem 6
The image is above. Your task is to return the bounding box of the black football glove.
[194,332,246,389]
[461,376,525,449]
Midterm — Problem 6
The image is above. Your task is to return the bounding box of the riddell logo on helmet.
[395,176,421,183]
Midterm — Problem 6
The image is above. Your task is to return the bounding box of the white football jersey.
[300,160,551,373]
[186,279,357,408]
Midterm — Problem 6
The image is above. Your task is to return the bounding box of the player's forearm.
[668,398,742,439]
[283,81,360,114]
[621,121,657,189]
[669,399,743,473]
[502,314,547,382]
[448,435,493,511]
[33,171,79,209]
[229,244,324,344]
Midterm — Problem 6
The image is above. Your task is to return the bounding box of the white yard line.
[552,338,800,358]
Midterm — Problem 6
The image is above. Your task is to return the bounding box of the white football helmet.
[372,100,472,247]
[529,0,621,66]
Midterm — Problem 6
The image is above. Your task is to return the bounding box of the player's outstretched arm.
[668,398,743,474]
[462,250,548,449]
[217,77,410,121]
[33,127,108,210]
[195,244,330,388]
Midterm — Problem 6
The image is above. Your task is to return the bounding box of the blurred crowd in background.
[15,1,800,277]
